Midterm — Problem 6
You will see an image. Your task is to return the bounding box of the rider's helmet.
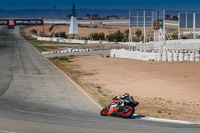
[123,93,129,97]
[114,96,121,100]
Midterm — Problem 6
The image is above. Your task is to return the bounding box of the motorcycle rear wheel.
[121,106,135,118]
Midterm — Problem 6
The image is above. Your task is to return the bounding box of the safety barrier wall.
[42,48,92,54]
[110,49,200,62]
[136,39,200,50]
[32,35,136,46]
[33,34,200,49]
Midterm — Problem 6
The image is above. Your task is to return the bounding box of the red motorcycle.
[100,97,139,118]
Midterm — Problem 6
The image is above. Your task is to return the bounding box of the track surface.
[0,26,199,133]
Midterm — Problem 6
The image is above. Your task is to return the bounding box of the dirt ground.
[50,56,200,122]
[24,22,185,41]
[25,23,178,38]
[25,23,129,39]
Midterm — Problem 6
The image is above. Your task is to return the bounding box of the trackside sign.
[15,19,43,25]
[0,20,8,25]
[9,20,15,26]
[0,19,43,25]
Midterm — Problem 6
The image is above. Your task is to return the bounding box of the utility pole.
[193,13,196,39]
[72,3,76,17]
[62,7,64,20]
[52,5,56,37]
[178,13,181,40]
[144,11,146,52]
[129,11,132,50]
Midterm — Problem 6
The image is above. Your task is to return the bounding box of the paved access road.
[0,26,199,133]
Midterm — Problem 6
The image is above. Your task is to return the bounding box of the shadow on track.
[130,115,146,119]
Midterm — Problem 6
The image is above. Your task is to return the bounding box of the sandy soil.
[25,24,129,39]
[25,23,178,38]
[61,56,200,122]
[25,23,182,41]
[24,20,192,42]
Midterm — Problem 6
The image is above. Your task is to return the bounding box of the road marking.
[133,115,200,125]
[0,130,17,133]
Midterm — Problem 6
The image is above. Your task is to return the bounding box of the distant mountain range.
[0,8,180,19]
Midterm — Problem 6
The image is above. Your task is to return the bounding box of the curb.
[133,115,200,125]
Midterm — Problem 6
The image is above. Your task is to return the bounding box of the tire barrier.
[110,49,200,62]
[42,48,92,55]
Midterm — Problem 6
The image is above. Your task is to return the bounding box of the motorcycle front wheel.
[100,106,109,116]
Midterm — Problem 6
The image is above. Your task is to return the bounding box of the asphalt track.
[0,26,199,133]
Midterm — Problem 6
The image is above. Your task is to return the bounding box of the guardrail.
[31,34,136,46]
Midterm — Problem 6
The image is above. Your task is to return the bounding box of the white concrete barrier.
[179,53,184,61]
[162,53,167,61]
[110,49,199,62]
[173,53,178,61]
[31,34,38,39]
[140,52,145,61]
[195,54,200,61]
[184,53,189,61]
[36,35,134,45]
[190,53,195,61]
[155,53,161,61]
[168,52,173,61]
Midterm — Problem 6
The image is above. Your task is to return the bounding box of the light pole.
[52,5,56,37]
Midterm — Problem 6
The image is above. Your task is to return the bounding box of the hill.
[0,8,179,19]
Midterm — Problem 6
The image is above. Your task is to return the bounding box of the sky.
[1,0,200,11]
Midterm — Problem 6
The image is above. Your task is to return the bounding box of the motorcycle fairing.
[108,99,122,115]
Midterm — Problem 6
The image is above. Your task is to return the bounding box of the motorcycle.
[100,97,139,118]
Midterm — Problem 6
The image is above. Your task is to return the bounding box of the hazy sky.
[1,0,200,11]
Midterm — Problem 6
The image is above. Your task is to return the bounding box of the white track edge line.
[133,115,200,125]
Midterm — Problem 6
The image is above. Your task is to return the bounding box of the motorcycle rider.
[120,93,135,106]
[113,93,134,105]
[112,93,135,112]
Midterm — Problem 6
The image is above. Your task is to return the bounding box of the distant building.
[108,16,119,20]
[104,15,120,20]
[84,14,100,20]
